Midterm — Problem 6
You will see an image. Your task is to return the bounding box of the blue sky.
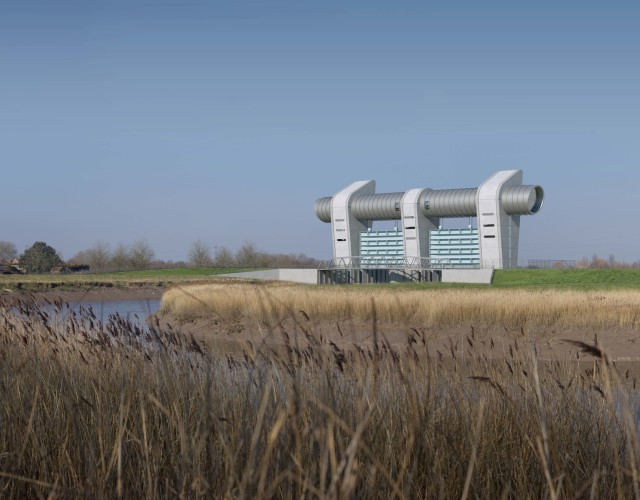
[1,0,639,263]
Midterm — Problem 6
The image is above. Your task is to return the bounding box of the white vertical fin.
[401,188,439,264]
[330,180,376,261]
[477,170,523,269]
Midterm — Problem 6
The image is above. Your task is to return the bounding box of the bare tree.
[188,240,213,267]
[110,243,131,271]
[213,246,235,267]
[235,242,264,267]
[84,240,111,272]
[0,241,17,262]
[129,240,155,270]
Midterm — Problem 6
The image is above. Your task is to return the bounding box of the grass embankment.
[493,268,640,290]
[161,282,640,330]
[2,296,640,498]
[396,268,640,290]
[0,267,250,292]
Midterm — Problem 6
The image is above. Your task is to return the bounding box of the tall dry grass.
[1,295,640,498]
[161,282,640,330]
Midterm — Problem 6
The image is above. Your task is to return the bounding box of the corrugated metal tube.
[423,188,477,217]
[314,197,333,222]
[356,193,404,220]
[501,185,544,215]
[314,185,543,222]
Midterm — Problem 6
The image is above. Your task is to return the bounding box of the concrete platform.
[441,269,494,284]
[220,268,494,285]
[217,269,319,284]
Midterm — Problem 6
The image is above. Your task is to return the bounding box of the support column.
[477,170,523,269]
[331,180,376,261]
[401,188,439,264]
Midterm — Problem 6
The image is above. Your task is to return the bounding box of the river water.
[76,298,162,325]
[38,298,162,328]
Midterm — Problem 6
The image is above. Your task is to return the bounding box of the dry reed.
[1,295,640,498]
[161,282,640,330]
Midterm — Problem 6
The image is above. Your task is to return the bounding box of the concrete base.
[318,268,441,284]
[220,268,493,285]
[217,269,319,284]
[441,269,494,284]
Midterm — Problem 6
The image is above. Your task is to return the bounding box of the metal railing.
[527,259,576,269]
[317,256,456,270]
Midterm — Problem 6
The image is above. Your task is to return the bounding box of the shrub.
[19,241,63,273]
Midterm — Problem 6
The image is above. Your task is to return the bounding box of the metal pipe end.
[314,197,333,222]
[529,186,544,214]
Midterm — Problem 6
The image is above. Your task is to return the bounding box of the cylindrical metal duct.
[354,192,404,220]
[314,185,543,222]
[423,188,477,217]
[501,185,544,215]
[314,197,333,222]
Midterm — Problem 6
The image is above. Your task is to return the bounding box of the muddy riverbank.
[0,285,164,305]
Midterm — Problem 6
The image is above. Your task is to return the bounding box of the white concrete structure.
[331,180,375,261]
[217,269,319,284]
[441,269,494,284]
[315,170,543,270]
[477,170,522,269]
[401,188,438,262]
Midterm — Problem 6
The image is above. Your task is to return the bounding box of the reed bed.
[2,295,640,498]
[161,282,640,330]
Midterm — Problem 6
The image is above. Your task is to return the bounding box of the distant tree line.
[2,239,317,273]
[576,254,640,269]
[68,240,155,272]
[188,240,318,269]
[69,240,317,271]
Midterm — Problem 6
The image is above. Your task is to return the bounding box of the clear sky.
[2,0,639,263]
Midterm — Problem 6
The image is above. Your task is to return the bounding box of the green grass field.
[492,268,640,289]
[3,267,640,292]
[375,268,640,291]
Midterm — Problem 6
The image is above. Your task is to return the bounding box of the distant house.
[0,261,25,274]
